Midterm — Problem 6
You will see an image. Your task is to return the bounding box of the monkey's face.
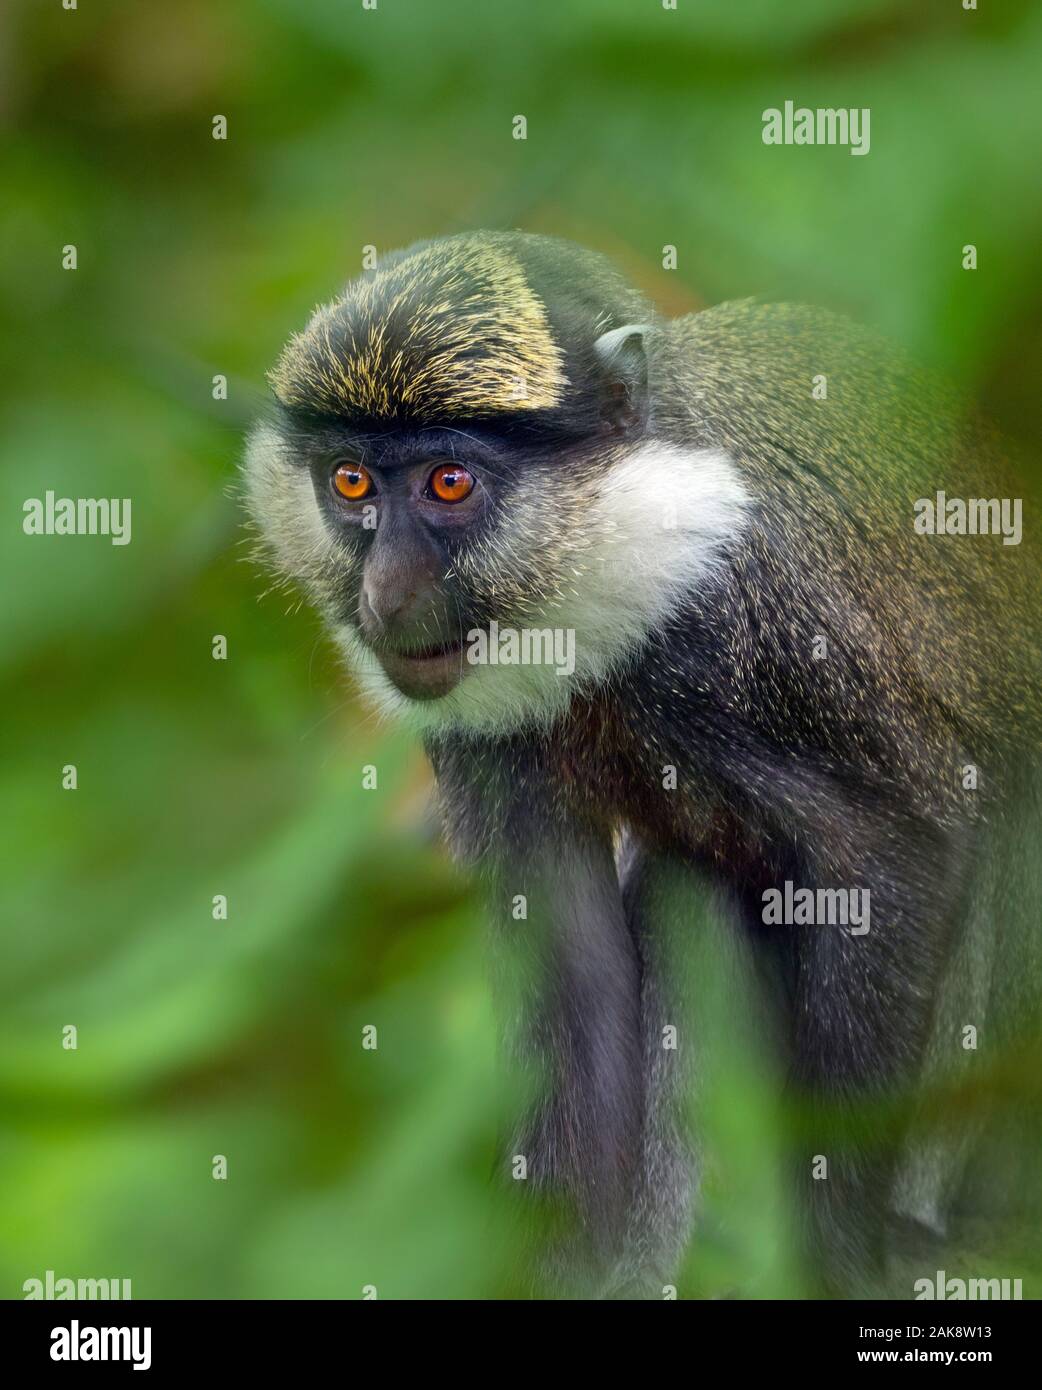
[249,416,537,706]
[243,233,748,733]
[245,409,746,733]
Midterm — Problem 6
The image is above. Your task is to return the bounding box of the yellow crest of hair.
[269,236,568,419]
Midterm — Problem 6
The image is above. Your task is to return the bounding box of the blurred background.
[2,0,1041,1299]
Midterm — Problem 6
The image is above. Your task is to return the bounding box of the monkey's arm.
[427,734,644,1288]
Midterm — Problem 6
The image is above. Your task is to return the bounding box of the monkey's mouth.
[374,639,467,700]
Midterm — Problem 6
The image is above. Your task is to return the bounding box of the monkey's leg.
[781,874,957,1298]
[897,765,1042,1277]
[429,737,644,1294]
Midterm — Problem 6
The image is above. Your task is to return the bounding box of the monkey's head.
[244,231,745,732]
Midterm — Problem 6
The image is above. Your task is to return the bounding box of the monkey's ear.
[593,323,649,433]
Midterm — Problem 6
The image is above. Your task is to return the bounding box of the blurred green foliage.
[1,0,1041,1299]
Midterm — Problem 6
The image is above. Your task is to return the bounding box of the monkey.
[243,230,1042,1299]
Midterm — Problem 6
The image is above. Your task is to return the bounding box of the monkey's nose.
[360,582,416,630]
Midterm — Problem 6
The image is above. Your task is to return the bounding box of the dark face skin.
[274,355,629,700]
[289,418,514,699]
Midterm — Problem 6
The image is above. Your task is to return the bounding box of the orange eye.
[333,462,373,501]
[428,463,475,503]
